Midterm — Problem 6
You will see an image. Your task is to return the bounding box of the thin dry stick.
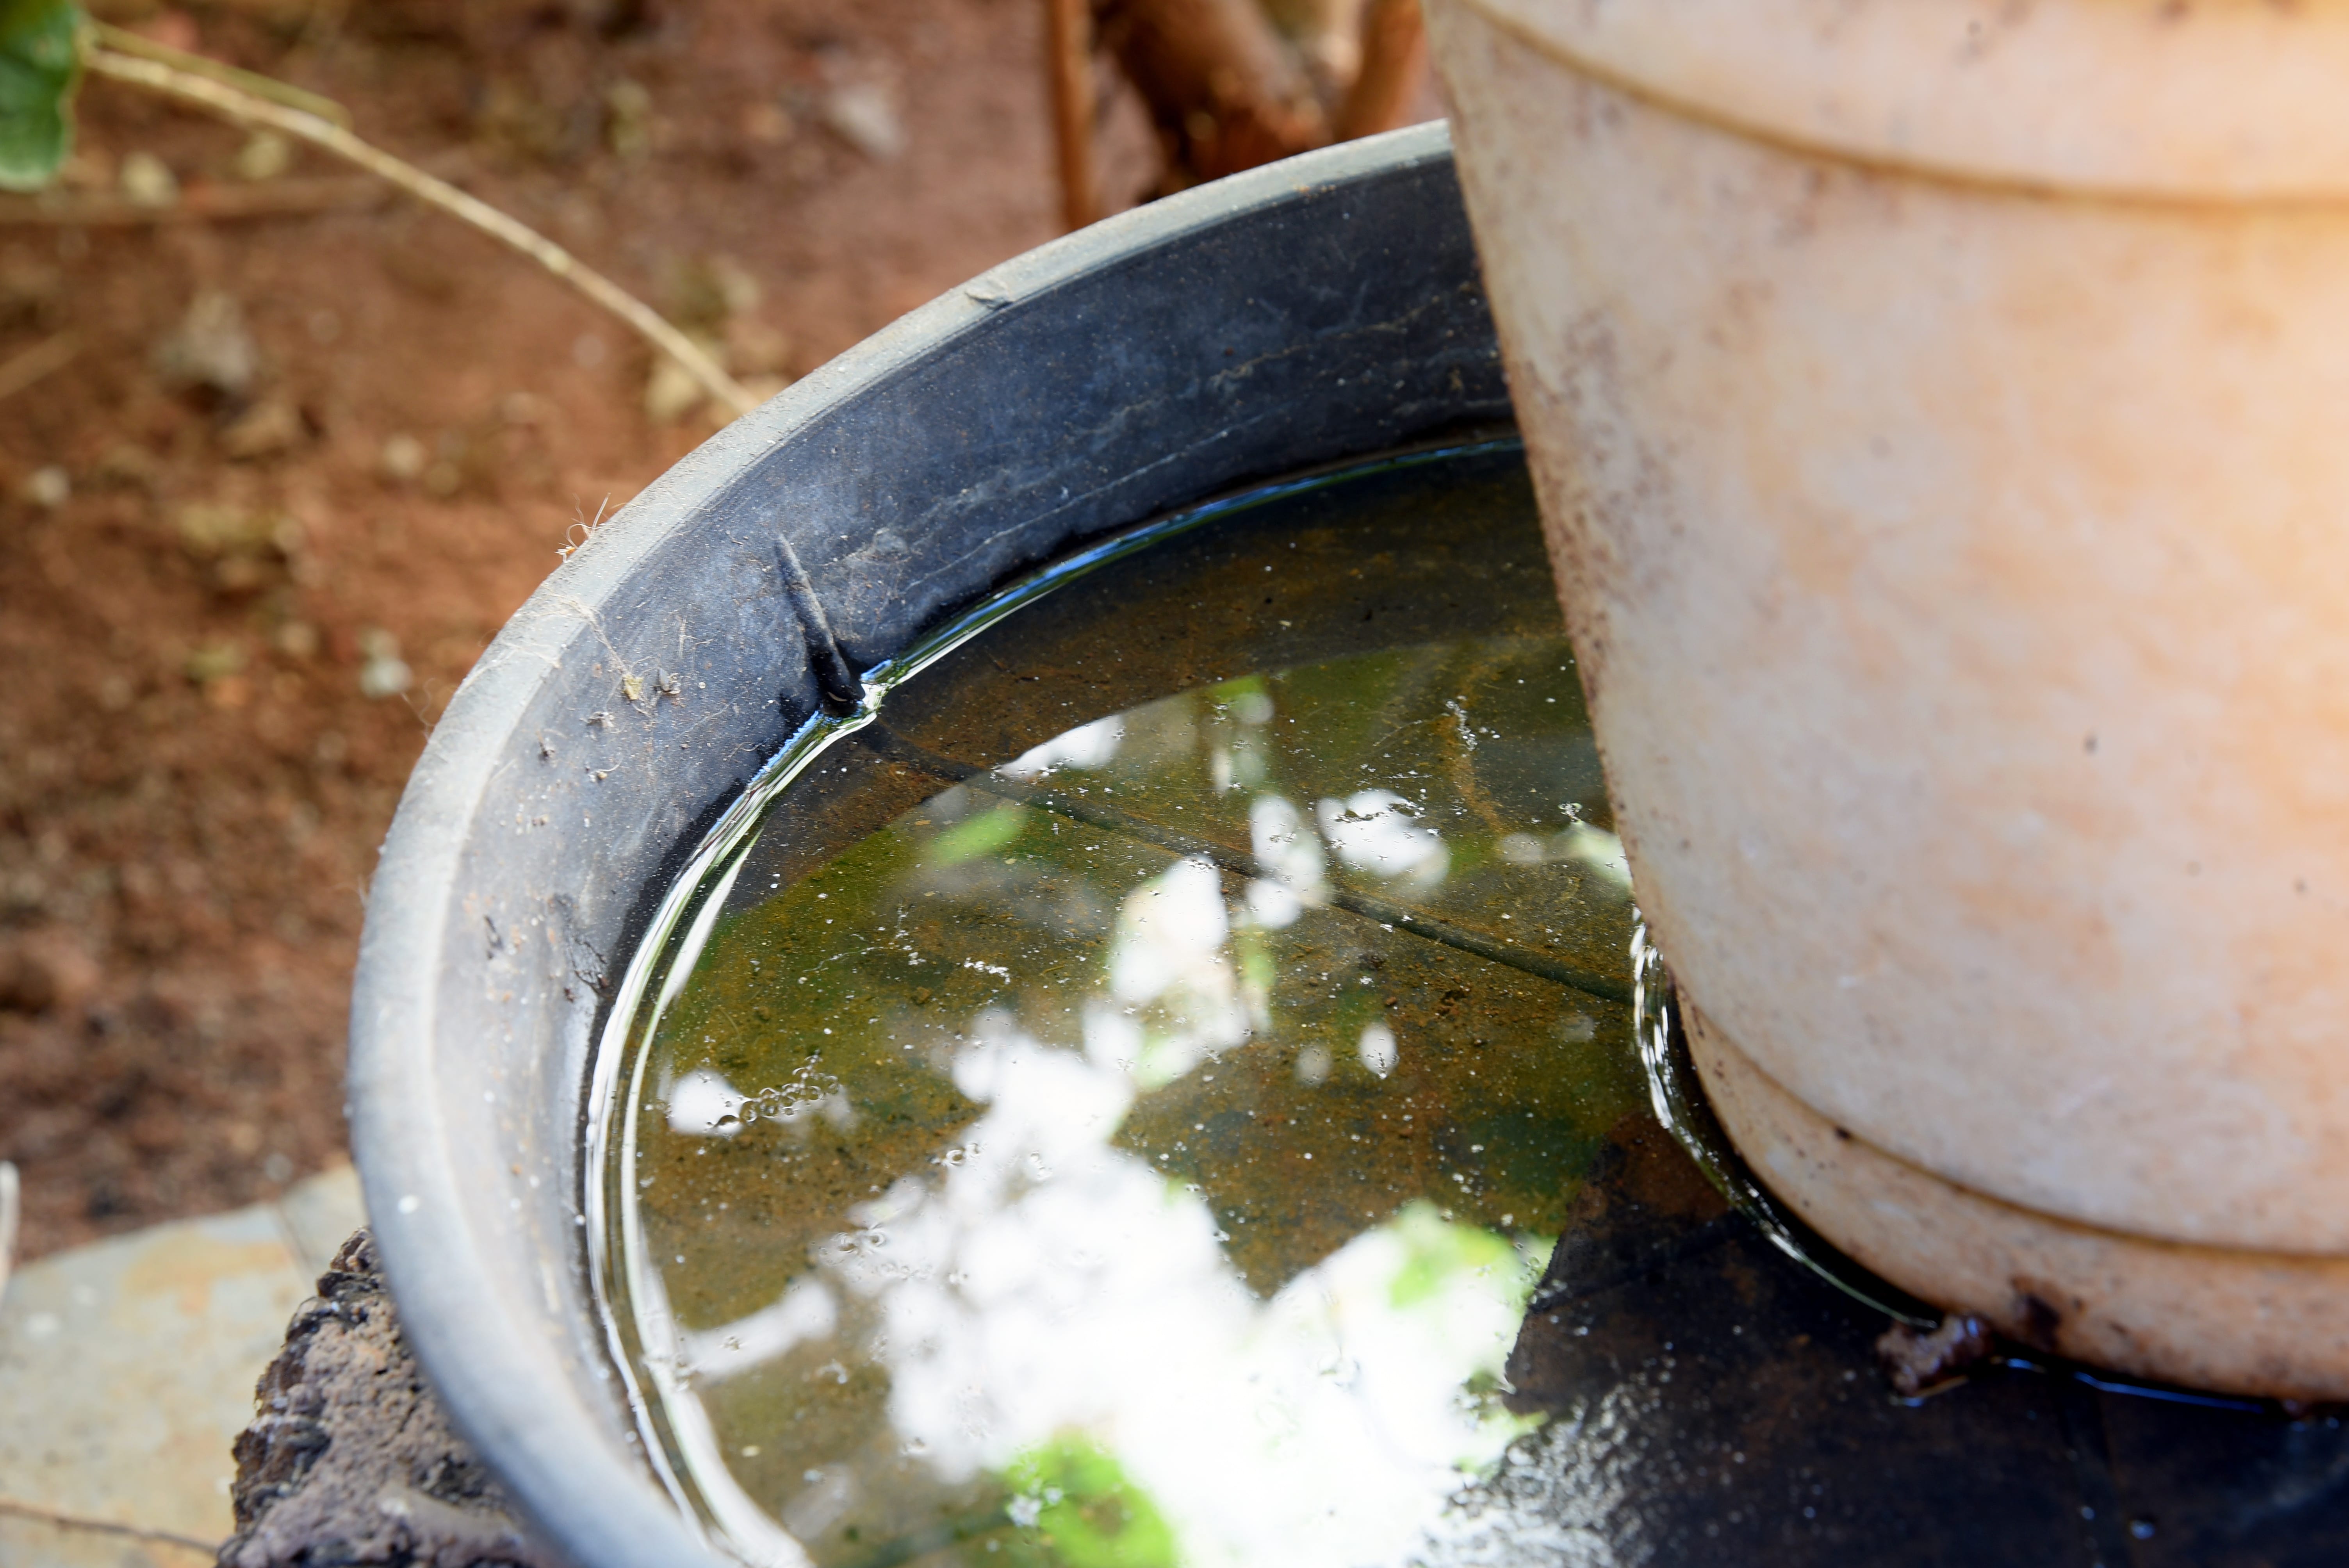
[82,46,757,417]
[1333,0,1427,141]
[87,19,354,128]
[0,1494,218,1555]
[1044,0,1096,230]
[0,1161,16,1299]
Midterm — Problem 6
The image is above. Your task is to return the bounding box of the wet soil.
[0,0,1177,1259]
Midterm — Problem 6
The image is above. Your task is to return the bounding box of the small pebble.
[20,465,68,509]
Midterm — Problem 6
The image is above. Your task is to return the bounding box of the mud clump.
[1876,1312,1995,1398]
[223,1230,561,1568]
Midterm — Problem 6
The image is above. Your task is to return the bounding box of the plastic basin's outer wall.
[346,124,1506,1568]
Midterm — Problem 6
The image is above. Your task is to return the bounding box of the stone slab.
[0,1166,366,1560]
[0,1508,215,1568]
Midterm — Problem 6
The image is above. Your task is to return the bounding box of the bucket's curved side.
[1428,0,2349,1393]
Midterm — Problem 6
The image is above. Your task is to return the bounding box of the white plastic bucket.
[1427,0,2349,1397]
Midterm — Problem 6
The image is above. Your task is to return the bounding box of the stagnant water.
[592,440,1659,1566]
[585,440,2333,1568]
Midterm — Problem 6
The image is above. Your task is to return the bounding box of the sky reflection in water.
[618,616,1643,1568]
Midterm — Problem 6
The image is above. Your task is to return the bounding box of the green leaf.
[1003,1434,1178,1568]
[0,0,81,193]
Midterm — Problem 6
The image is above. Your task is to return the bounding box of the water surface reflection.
[624,649,1638,1566]
[604,450,1646,1567]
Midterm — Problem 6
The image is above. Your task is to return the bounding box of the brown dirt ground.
[0,0,1185,1259]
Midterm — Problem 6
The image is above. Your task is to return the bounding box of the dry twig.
[1095,0,1329,190]
[81,46,757,417]
[87,20,353,127]
[1334,0,1426,141]
[1044,0,1098,230]
[0,1161,17,1301]
[0,1495,217,1556]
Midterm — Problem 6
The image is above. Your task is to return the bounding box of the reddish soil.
[0,0,1173,1258]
